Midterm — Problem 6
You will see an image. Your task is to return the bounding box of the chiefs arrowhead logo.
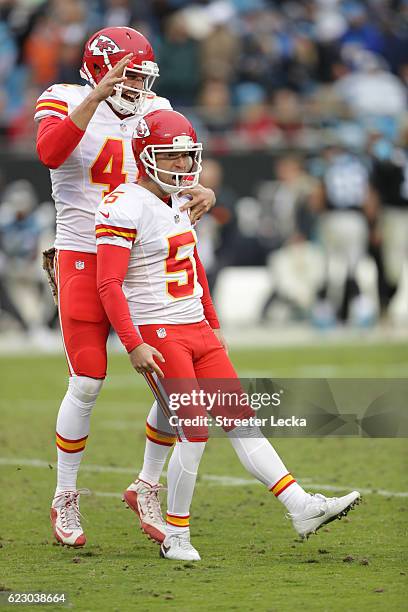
[133,118,150,139]
[89,35,121,56]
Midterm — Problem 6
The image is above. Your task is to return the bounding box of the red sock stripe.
[146,433,174,447]
[56,432,88,453]
[56,433,88,443]
[146,422,176,447]
[270,473,296,497]
[166,513,190,527]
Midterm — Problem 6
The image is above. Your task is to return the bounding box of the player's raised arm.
[70,54,132,130]
[36,54,132,169]
[36,53,132,169]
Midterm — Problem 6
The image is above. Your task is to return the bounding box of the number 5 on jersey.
[166,231,197,299]
[90,138,128,198]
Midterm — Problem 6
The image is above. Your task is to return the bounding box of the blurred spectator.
[0,180,41,331]
[237,5,287,94]
[55,39,83,84]
[196,79,235,151]
[273,89,304,144]
[334,50,407,118]
[156,11,201,106]
[257,155,322,321]
[340,1,385,56]
[196,157,240,290]
[6,85,42,147]
[256,154,319,250]
[367,137,408,313]
[200,1,240,83]
[0,20,17,93]
[0,180,40,263]
[54,0,88,44]
[381,8,408,75]
[103,0,136,28]
[23,12,61,88]
[312,145,375,326]
[234,82,279,149]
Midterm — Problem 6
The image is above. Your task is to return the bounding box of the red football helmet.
[132,110,203,194]
[80,27,159,115]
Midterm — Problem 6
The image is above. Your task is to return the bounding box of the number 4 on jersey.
[90,138,128,198]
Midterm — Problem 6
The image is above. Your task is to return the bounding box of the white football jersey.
[95,183,204,325]
[35,84,172,253]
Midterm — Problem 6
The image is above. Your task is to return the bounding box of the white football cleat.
[50,489,88,547]
[123,479,166,544]
[289,491,361,539]
[160,532,201,561]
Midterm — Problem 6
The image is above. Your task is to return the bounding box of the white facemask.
[140,137,203,194]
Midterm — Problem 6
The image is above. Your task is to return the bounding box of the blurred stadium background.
[0,0,407,351]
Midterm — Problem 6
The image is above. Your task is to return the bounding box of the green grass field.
[1,343,407,611]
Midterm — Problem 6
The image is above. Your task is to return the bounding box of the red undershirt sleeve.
[194,246,220,329]
[36,115,85,169]
[96,243,144,353]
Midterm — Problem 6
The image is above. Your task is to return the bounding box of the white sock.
[166,525,190,537]
[138,402,176,485]
[54,376,102,496]
[138,438,172,485]
[166,441,206,531]
[227,426,309,513]
[277,482,311,514]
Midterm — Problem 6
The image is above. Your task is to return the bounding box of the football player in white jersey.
[95,109,361,561]
[35,27,215,548]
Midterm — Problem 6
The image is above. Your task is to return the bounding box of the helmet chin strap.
[106,95,134,116]
[159,182,183,195]
[144,165,191,195]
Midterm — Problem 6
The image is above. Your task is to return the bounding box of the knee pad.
[177,441,206,474]
[69,375,103,408]
[229,425,263,440]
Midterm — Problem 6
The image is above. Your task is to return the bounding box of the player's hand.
[213,328,228,354]
[179,185,216,223]
[89,53,133,103]
[129,342,165,378]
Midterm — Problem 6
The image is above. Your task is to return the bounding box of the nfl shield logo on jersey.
[156,327,167,339]
[174,214,180,223]
[75,260,85,270]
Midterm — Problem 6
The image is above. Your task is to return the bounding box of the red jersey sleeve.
[96,244,143,353]
[36,115,85,169]
[194,247,220,329]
